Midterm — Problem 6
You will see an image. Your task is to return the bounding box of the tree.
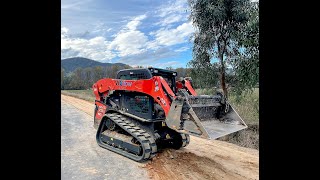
[165,66,173,70]
[175,68,187,79]
[124,65,132,69]
[189,0,253,98]
[93,66,104,82]
[110,65,121,79]
[231,1,259,96]
[83,67,94,89]
[188,62,220,89]
[69,68,86,89]
[61,68,65,89]
[63,75,72,89]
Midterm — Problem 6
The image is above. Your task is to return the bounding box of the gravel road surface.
[61,98,149,180]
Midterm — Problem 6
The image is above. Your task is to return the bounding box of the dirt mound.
[144,136,258,180]
[144,150,238,180]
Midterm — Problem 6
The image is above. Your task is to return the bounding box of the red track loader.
[93,67,247,161]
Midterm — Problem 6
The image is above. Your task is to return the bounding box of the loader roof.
[116,67,177,80]
[148,67,177,77]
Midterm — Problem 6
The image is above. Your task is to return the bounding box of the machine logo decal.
[116,80,132,87]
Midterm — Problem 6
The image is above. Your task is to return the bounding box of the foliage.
[188,62,220,88]
[61,65,130,90]
[188,0,258,98]
[196,87,259,125]
[231,1,259,96]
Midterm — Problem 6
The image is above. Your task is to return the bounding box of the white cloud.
[61,0,92,10]
[157,14,185,26]
[126,14,147,30]
[175,46,189,52]
[109,14,148,57]
[157,0,187,18]
[61,14,149,60]
[152,22,194,46]
[145,40,160,50]
[155,0,189,27]
[61,27,69,34]
[61,48,80,58]
[61,26,116,61]
[154,61,183,69]
[118,47,178,66]
[62,0,196,67]
[91,22,113,37]
[146,0,194,50]
[110,30,148,57]
[61,4,194,66]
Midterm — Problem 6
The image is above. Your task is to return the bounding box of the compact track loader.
[93,68,247,161]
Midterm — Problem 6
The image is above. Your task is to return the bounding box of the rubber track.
[97,112,157,162]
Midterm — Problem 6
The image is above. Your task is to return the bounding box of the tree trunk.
[220,65,228,98]
[218,47,228,98]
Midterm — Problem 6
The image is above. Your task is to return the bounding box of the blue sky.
[61,0,195,68]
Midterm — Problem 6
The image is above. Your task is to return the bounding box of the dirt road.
[61,94,259,180]
[61,96,149,180]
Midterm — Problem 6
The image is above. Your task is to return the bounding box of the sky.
[61,0,195,68]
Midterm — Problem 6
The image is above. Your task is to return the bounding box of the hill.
[61,57,128,73]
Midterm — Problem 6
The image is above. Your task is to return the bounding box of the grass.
[61,88,259,150]
[226,124,259,149]
[196,88,259,126]
[61,90,96,102]
[196,88,259,149]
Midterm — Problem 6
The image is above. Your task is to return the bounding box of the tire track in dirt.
[61,94,259,180]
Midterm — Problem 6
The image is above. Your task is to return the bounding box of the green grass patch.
[61,90,95,102]
[195,88,259,125]
[228,89,259,126]
[196,88,259,150]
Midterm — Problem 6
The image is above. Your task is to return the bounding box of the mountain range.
[61,57,129,73]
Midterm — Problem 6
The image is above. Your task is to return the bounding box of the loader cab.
[116,68,177,92]
[116,68,153,80]
[148,68,177,93]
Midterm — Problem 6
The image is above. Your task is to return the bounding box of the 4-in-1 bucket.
[166,95,247,139]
